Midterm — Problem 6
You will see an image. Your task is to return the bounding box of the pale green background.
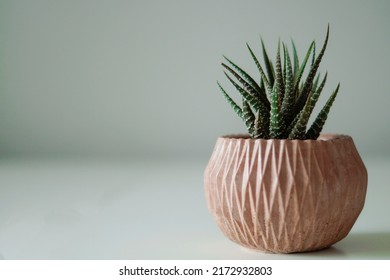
[0,1,390,260]
[0,0,389,158]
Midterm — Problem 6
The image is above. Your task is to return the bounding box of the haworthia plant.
[218,25,339,140]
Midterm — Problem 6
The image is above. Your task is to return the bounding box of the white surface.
[0,156,389,260]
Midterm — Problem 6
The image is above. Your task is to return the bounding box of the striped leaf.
[274,40,285,107]
[222,57,270,110]
[306,83,340,139]
[242,98,255,137]
[217,82,243,118]
[222,62,259,99]
[261,38,275,87]
[311,41,316,67]
[291,40,300,78]
[222,58,261,96]
[288,73,328,139]
[223,69,270,138]
[314,72,328,97]
[218,25,338,140]
[286,111,301,137]
[223,72,260,111]
[296,25,330,114]
[288,93,313,139]
[253,109,269,138]
[281,45,294,120]
[283,44,287,87]
[269,84,283,138]
[293,41,315,92]
[311,73,321,95]
[246,43,272,97]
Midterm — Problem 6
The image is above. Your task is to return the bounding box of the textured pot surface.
[204,134,367,253]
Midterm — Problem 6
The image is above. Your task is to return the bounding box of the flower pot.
[204,134,367,253]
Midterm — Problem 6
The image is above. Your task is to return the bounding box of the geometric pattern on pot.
[204,134,367,253]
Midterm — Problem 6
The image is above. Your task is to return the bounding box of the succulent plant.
[218,26,339,140]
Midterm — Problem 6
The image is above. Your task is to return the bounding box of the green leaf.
[311,41,316,67]
[217,82,242,118]
[260,78,265,93]
[261,38,275,87]
[293,41,315,92]
[281,45,294,120]
[288,96,312,139]
[291,40,300,78]
[253,109,269,139]
[269,84,283,138]
[222,57,270,109]
[223,68,270,138]
[288,73,328,139]
[311,73,321,95]
[285,111,301,137]
[274,40,285,107]
[246,43,272,97]
[306,83,340,139]
[242,98,255,137]
[295,25,330,114]
[222,57,262,95]
[217,25,338,140]
[283,44,287,87]
[314,72,328,96]
[223,71,260,111]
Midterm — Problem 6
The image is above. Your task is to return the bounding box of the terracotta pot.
[204,134,367,253]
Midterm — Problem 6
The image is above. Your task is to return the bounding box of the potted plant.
[204,26,367,253]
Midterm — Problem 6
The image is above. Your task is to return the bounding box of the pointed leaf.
[222,57,270,109]
[253,109,269,139]
[291,40,300,78]
[296,25,330,114]
[285,111,301,137]
[314,72,328,96]
[311,41,316,67]
[242,98,255,137]
[246,43,272,98]
[222,57,262,95]
[274,40,285,106]
[306,83,340,139]
[288,93,313,139]
[281,46,294,120]
[217,82,242,118]
[311,73,321,95]
[269,84,284,138]
[293,41,315,91]
[288,73,328,139]
[288,73,327,139]
[283,43,287,86]
[261,38,275,87]
[223,71,260,111]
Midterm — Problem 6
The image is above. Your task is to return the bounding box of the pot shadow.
[332,232,390,259]
[294,232,390,259]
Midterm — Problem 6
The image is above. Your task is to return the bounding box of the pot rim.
[219,133,350,142]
